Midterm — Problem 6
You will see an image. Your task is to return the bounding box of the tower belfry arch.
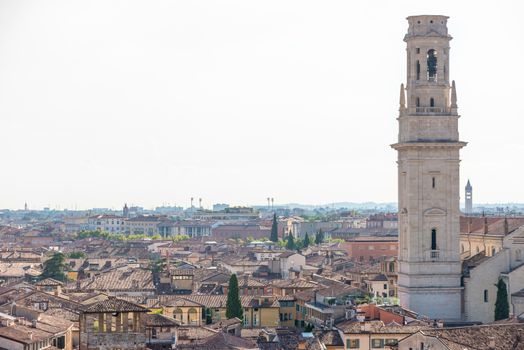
[391,15,466,320]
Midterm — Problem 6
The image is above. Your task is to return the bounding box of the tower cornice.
[391,141,467,151]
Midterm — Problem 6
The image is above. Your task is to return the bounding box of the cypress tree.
[286,233,295,250]
[315,229,324,245]
[226,274,243,320]
[303,233,310,248]
[270,213,278,242]
[494,278,510,320]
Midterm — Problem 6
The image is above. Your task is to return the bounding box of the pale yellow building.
[337,320,426,350]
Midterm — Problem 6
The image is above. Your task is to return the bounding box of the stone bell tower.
[465,180,473,215]
[391,15,466,320]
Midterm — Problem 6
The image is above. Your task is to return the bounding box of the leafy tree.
[172,234,190,243]
[315,229,324,245]
[68,251,86,259]
[41,252,68,282]
[270,214,279,242]
[494,278,510,320]
[276,239,287,248]
[304,323,314,332]
[303,233,310,248]
[150,258,167,274]
[226,274,243,320]
[286,233,295,250]
[294,238,304,251]
[326,238,344,244]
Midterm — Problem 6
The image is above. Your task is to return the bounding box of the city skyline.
[1,0,523,209]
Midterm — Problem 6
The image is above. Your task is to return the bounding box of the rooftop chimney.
[27,331,33,341]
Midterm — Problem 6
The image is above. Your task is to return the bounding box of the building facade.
[391,15,465,320]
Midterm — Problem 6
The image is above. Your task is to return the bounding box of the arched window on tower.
[416,97,420,107]
[427,49,437,80]
[430,98,435,107]
[431,228,437,250]
[416,60,420,80]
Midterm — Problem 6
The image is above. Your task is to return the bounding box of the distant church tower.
[391,15,466,320]
[465,180,473,215]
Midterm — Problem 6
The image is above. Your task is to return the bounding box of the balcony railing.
[426,250,440,261]
[403,106,457,116]
[413,107,449,115]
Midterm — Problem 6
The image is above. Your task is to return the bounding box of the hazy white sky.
[0,0,523,210]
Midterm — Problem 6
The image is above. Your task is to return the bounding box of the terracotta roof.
[35,278,64,287]
[293,289,317,302]
[176,331,258,349]
[316,330,344,346]
[222,278,266,288]
[209,317,242,330]
[272,279,318,289]
[0,324,52,344]
[369,274,388,282]
[460,216,524,236]
[305,337,324,350]
[145,313,179,327]
[176,326,217,341]
[422,323,524,350]
[163,297,204,308]
[83,297,148,313]
[199,272,231,284]
[277,295,296,302]
[280,251,302,258]
[337,319,427,334]
[70,268,154,292]
[160,295,279,308]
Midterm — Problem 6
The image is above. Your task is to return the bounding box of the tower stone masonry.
[391,15,466,320]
